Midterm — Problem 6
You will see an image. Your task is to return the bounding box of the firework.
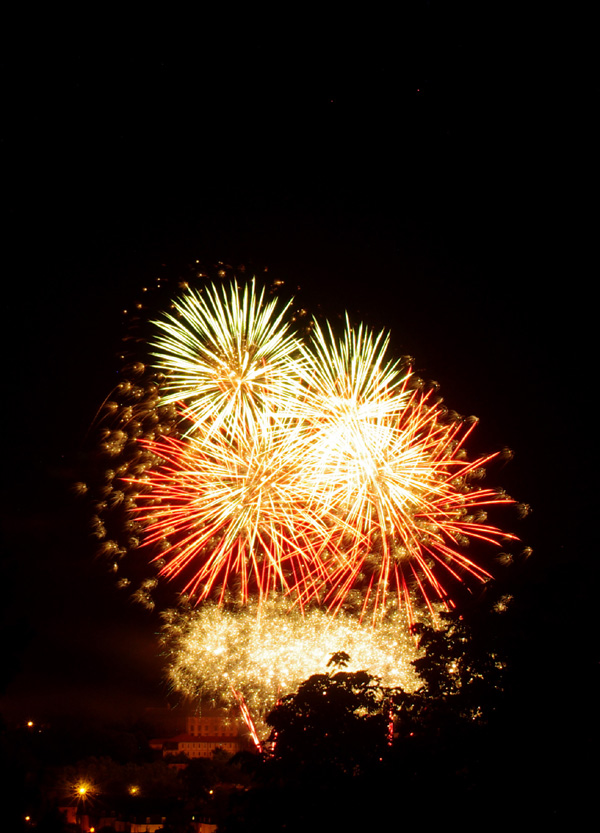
[296,314,411,423]
[299,380,516,618]
[82,360,182,600]
[124,286,517,617]
[162,598,422,733]
[130,420,336,605]
[292,316,516,618]
[151,279,303,439]
[88,269,522,736]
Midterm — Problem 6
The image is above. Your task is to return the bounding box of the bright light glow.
[163,598,422,733]
[72,780,95,803]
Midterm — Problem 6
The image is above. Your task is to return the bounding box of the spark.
[162,598,422,734]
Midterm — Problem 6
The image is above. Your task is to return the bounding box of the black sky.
[1,6,592,737]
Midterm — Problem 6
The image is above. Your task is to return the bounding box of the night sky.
[1,4,592,773]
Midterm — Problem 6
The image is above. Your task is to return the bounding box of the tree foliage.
[220,614,510,831]
[394,613,506,740]
[266,667,393,779]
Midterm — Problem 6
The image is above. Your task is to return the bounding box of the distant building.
[58,807,91,831]
[96,816,168,832]
[150,708,247,761]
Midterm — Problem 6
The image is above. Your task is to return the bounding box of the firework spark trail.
[231,686,263,751]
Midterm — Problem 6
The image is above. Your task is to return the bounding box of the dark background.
[1,5,592,797]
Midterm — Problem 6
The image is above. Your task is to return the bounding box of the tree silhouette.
[220,618,509,831]
[218,664,396,832]
[326,650,350,669]
[393,613,507,743]
[266,664,393,780]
